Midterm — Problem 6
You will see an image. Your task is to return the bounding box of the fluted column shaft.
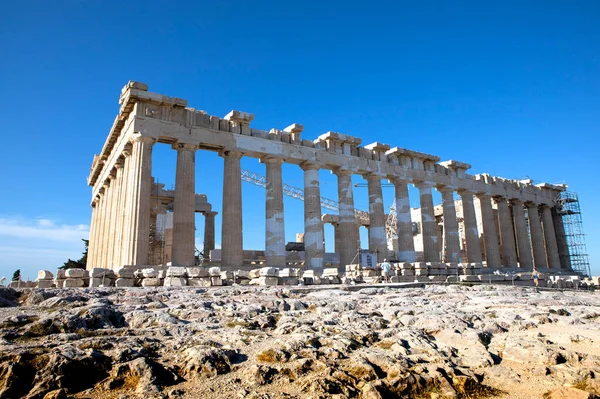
[458,190,482,263]
[477,194,501,267]
[335,169,359,268]
[334,222,341,255]
[93,192,106,268]
[511,199,533,269]
[392,180,416,262]
[86,199,99,269]
[541,205,561,268]
[415,182,439,262]
[122,134,155,266]
[302,163,324,272]
[552,207,571,269]
[98,183,111,269]
[365,174,387,262]
[107,165,125,270]
[203,211,216,260]
[116,146,132,267]
[439,187,461,263]
[262,156,286,267]
[527,203,547,269]
[221,150,243,267]
[494,197,517,267]
[172,143,198,266]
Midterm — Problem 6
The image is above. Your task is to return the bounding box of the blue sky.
[0,1,598,280]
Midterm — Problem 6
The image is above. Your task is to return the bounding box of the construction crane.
[240,169,397,239]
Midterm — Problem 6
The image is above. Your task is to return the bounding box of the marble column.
[541,205,561,269]
[98,181,111,269]
[476,194,501,268]
[511,199,534,269]
[438,186,461,263]
[457,190,482,263]
[301,162,325,272]
[334,222,341,255]
[552,207,571,270]
[106,166,124,270]
[116,145,131,268]
[108,158,125,269]
[334,168,359,268]
[494,196,517,267]
[221,150,243,267]
[171,142,198,266]
[415,182,440,262]
[93,191,105,269]
[365,173,387,262]
[203,211,216,260]
[261,156,286,267]
[526,203,547,269]
[123,134,155,266]
[86,198,99,269]
[391,179,416,262]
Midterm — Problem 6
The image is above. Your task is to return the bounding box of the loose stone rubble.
[1,285,599,399]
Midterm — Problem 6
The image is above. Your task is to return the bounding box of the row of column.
[88,136,217,270]
[91,137,568,272]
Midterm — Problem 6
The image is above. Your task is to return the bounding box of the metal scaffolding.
[556,191,591,277]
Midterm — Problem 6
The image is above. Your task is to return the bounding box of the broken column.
[364,173,387,262]
[334,168,359,269]
[301,161,325,273]
[415,182,440,262]
[438,186,461,263]
[262,156,286,268]
[526,202,547,269]
[541,204,561,269]
[391,179,416,262]
[477,194,501,268]
[221,150,243,267]
[494,196,518,267]
[171,142,198,266]
[458,189,482,263]
[203,211,217,260]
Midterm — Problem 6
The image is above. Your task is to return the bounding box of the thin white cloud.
[0,217,89,242]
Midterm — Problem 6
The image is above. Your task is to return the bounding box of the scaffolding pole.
[556,191,591,277]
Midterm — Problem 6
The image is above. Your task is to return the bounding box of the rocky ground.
[0,284,599,399]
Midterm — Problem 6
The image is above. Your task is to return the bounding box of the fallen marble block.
[259,267,278,277]
[64,278,84,288]
[90,268,115,278]
[391,276,416,283]
[249,269,261,278]
[302,270,315,278]
[164,277,187,287]
[255,276,279,286]
[37,270,54,280]
[115,278,135,287]
[236,270,251,279]
[54,279,65,288]
[188,278,212,287]
[142,277,161,287]
[210,277,223,286]
[278,268,293,277]
[208,267,221,277]
[281,277,299,286]
[116,267,135,278]
[220,271,234,280]
[65,268,85,278]
[460,275,481,282]
[166,267,187,278]
[37,279,54,288]
[142,268,159,278]
[187,267,209,278]
[55,269,66,279]
[322,268,339,277]
[89,277,114,287]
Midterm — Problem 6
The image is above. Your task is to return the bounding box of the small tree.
[60,239,89,270]
[11,269,21,282]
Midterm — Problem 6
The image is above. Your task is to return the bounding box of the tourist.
[380,259,391,283]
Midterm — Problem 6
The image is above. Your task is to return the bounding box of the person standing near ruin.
[532,269,540,292]
[380,259,391,283]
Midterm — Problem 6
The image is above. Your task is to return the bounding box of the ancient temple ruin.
[87,81,576,274]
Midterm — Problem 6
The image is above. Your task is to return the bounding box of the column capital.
[102,178,111,188]
[260,155,285,165]
[492,195,508,204]
[332,167,354,177]
[122,143,132,158]
[219,149,243,159]
[525,201,540,209]
[475,192,492,200]
[172,141,198,152]
[130,133,156,144]
[203,210,218,217]
[509,198,524,206]
[388,177,412,185]
[457,188,476,196]
[436,185,458,194]
[414,181,435,190]
[299,160,321,171]
[115,156,125,169]
[363,172,386,181]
